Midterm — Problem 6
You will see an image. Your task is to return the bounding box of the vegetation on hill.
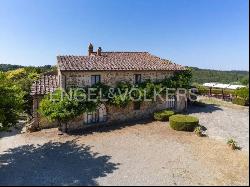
[0,64,55,73]
[190,67,249,85]
[0,64,24,71]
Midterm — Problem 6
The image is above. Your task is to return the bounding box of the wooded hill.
[189,67,249,85]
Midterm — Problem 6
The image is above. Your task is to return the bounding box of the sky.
[0,0,249,70]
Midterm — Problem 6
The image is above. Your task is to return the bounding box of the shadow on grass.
[0,140,119,186]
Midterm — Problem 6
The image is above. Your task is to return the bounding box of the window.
[133,102,141,110]
[134,74,141,84]
[91,75,101,85]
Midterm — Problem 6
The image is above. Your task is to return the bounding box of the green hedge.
[169,115,199,131]
[232,97,249,106]
[234,87,249,100]
[154,109,175,121]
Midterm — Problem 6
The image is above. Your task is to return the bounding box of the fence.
[165,98,176,109]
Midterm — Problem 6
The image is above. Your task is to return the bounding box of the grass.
[198,96,247,109]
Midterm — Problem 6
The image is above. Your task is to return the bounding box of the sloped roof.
[31,74,58,96]
[57,52,185,71]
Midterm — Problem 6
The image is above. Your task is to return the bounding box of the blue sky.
[0,0,249,70]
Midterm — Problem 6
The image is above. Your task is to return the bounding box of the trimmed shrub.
[154,109,175,121]
[232,97,248,106]
[169,114,199,131]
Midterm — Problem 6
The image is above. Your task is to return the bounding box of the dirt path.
[0,122,248,186]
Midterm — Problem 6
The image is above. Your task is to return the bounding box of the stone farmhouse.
[30,44,186,132]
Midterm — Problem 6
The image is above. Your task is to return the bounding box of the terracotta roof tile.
[57,52,185,71]
[31,74,58,96]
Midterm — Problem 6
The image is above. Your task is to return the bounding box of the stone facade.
[62,99,169,132]
[32,70,181,132]
[59,70,174,89]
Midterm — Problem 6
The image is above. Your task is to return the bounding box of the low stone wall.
[108,101,164,123]
[62,100,168,132]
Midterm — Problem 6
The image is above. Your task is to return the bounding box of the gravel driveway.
[188,104,249,151]
[0,120,249,186]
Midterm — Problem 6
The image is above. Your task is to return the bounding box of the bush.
[227,139,239,150]
[234,87,249,100]
[169,114,199,131]
[154,110,175,121]
[232,97,248,106]
[194,126,203,137]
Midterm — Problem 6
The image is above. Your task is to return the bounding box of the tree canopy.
[190,67,249,85]
[0,72,24,131]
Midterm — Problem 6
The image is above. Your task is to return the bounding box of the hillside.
[0,64,24,72]
[190,67,249,85]
[0,64,55,73]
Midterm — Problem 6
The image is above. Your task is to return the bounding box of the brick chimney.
[88,43,93,56]
[97,47,102,56]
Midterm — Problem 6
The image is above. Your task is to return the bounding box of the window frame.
[91,75,101,85]
[134,74,142,84]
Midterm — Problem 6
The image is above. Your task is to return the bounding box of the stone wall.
[63,99,168,132]
[31,96,57,130]
[60,70,174,89]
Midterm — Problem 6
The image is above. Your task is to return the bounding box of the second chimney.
[88,43,93,56]
[97,47,102,56]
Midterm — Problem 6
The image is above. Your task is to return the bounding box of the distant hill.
[190,67,249,85]
[0,64,24,72]
[0,64,55,73]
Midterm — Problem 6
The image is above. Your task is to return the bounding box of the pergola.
[202,83,246,100]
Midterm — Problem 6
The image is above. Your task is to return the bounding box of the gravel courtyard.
[0,115,249,185]
[188,102,249,151]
